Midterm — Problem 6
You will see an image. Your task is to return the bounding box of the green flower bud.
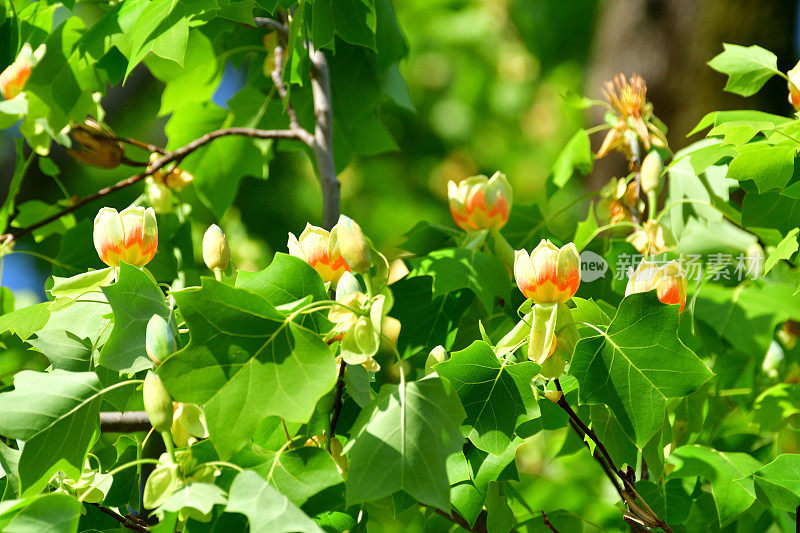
[202,224,230,272]
[144,371,173,433]
[329,215,371,274]
[146,314,174,365]
[425,345,447,376]
[640,151,663,195]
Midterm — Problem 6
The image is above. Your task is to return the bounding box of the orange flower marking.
[288,223,350,285]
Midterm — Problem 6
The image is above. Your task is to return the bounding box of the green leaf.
[233,444,344,514]
[160,482,227,522]
[725,143,796,193]
[688,110,791,137]
[485,482,514,533]
[0,493,81,532]
[695,280,800,357]
[344,377,466,510]
[235,253,330,332]
[589,404,638,469]
[10,200,75,242]
[707,43,781,97]
[753,383,800,431]
[159,279,337,459]
[668,444,761,526]
[98,263,169,373]
[573,203,599,251]
[0,370,102,496]
[0,303,50,341]
[27,330,92,372]
[407,248,510,312]
[49,268,115,299]
[753,454,800,512]
[763,227,799,274]
[330,0,376,49]
[571,292,713,447]
[225,470,324,533]
[551,129,592,188]
[436,341,539,455]
[391,277,474,357]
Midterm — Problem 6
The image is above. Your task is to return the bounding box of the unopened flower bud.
[145,177,173,214]
[514,240,581,304]
[146,314,174,365]
[640,151,663,195]
[144,372,173,433]
[448,171,512,232]
[329,215,371,274]
[202,224,230,272]
[425,345,447,376]
[93,206,158,268]
[336,271,362,299]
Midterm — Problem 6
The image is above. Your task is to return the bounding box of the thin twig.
[90,504,148,532]
[120,156,149,167]
[541,511,560,533]
[117,136,166,155]
[428,506,488,533]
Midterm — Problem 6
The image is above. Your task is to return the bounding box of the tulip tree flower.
[506,239,582,378]
[288,223,350,285]
[93,206,158,268]
[514,240,581,305]
[448,171,512,232]
[626,259,687,313]
[0,43,45,100]
[329,215,371,274]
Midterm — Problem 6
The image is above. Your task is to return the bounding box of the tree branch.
[90,504,149,532]
[553,380,673,533]
[254,17,289,37]
[1,127,309,244]
[308,40,340,230]
[100,411,151,433]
